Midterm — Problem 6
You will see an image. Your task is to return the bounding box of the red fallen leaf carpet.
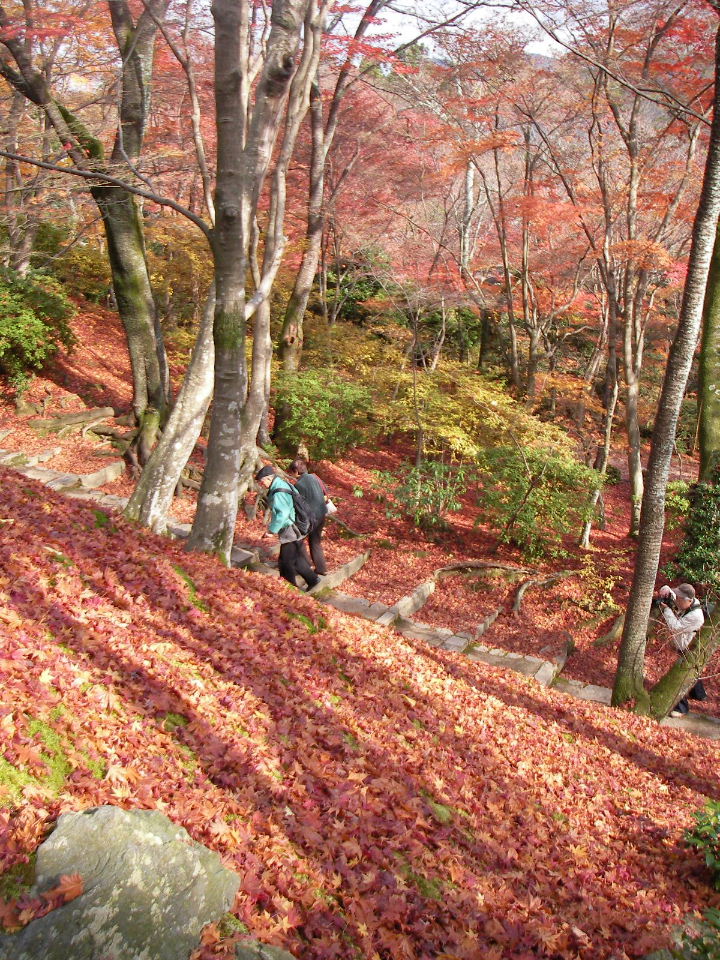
[1,469,720,960]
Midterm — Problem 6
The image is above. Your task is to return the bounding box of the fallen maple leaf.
[55,873,84,903]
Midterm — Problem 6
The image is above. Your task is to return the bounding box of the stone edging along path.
[10,456,720,743]
[316,583,720,741]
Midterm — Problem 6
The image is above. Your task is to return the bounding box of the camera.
[651,595,676,611]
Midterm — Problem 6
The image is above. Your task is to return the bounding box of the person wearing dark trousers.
[255,465,319,590]
[288,459,328,577]
[656,583,707,717]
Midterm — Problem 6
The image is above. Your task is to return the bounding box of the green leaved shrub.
[273,370,373,460]
[377,461,471,531]
[666,472,720,594]
[0,269,76,392]
[475,446,602,560]
[669,908,720,960]
[686,800,720,891]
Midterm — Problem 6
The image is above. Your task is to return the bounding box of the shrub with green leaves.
[377,461,471,531]
[0,269,76,391]
[666,473,720,593]
[273,370,372,459]
[475,446,601,560]
[668,908,720,960]
[685,800,720,891]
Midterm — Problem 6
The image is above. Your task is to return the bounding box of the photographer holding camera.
[653,583,706,717]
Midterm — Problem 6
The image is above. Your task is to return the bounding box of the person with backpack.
[655,582,707,716]
[288,458,329,577]
[255,465,319,591]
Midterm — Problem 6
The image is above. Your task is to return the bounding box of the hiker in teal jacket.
[289,458,328,576]
[255,465,319,590]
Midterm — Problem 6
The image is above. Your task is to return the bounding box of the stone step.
[250,562,280,578]
[166,521,192,539]
[660,712,720,739]
[396,619,454,648]
[230,546,257,568]
[78,461,125,489]
[19,466,81,491]
[316,550,372,592]
[552,676,613,704]
[0,446,62,468]
[376,579,436,627]
[17,460,125,492]
[464,642,566,686]
[322,592,388,620]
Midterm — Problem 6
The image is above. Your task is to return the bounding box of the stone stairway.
[0,444,125,492]
[314,578,720,741]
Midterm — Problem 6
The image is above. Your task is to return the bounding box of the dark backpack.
[267,480,317,536]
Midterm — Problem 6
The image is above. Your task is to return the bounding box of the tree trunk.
[526,327,542,399]
[124,288,215,531]
[4,91,39,275]
[624,357,644,537]
[613,23,720,711]
[646,626,720,719]
[239,297,274,493]
[428,300,446,371]
[276,0,386,373]
[92,184,169,426]
[700,220,720,481]
[580,379,618,549]
[188,0,315,563]
[278,78,324,373]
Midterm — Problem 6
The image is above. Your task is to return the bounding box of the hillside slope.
[0,469,719,959]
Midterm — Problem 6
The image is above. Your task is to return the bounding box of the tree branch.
[0,149,212,239]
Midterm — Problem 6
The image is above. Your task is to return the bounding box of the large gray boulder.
[0,805,240,960]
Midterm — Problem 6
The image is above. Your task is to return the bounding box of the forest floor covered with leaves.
[2,468,720,959]
[1,303,719,959]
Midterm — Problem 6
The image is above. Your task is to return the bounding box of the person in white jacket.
[657,583,706,716]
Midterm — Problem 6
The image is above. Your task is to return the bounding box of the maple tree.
[516,0,715,534]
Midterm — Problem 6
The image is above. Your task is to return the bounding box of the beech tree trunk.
[623,320,644,538]
[188,0,324,563]
[278,79,324,373]
[186,0,255,559]
[92,184,168,422]
[700,221,720,481]
[125,288,215,531]
[613,24,720,712]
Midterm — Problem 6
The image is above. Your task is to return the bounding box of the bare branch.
[0,148,212,238]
